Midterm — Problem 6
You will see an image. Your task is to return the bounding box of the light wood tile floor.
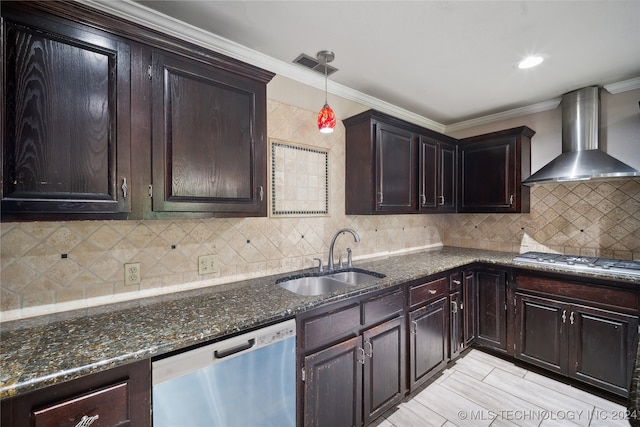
[373,349,631,427]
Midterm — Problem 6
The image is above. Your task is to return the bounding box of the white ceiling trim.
[603,77,640,94]
[445,98,562,133]
[78,0,637,135]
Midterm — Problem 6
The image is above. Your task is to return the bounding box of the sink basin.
[326,271,380,285]
[277,269,385,296]
[277,276,353,296]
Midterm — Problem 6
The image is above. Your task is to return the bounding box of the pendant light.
[317,50,336,134]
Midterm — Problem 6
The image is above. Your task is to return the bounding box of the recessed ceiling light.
[518,55,545,69]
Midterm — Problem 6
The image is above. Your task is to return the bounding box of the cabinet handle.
[378,192,384,204]
[438,195,445,205]
[451,301,458,314]
[452,280,461,285]
[365,341,373,358]
[562,310,566,323]
[411,320,418,335]
[121,178,128,199]
[428,289,437,294]
[75,415,99,427]
[420,194,426,205]
[358,347,366,364]
[258,186,264,202]
[509,194,514,206]
[570,312,575,325]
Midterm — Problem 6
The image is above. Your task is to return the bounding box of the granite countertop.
[1,246,638,400]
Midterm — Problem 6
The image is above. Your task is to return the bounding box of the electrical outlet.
[124,262,141,286]
[198,254,219,275]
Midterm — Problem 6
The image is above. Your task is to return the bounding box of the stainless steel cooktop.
[513,251,640,278]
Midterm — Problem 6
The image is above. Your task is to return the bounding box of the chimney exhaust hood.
[522,86,639,185]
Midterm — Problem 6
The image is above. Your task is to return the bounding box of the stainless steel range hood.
[522,86,639,185]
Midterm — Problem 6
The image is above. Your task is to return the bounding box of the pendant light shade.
[318,103,336,133]
[317,50,336,134]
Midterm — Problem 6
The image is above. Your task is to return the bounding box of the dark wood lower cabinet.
[408,296,449,390]
[516,291,639,397]
[362,316,405,424]
[0,359,150,427]
[475,269,507,351]
[570,304,638,396]
[304,336,363,427]
[462,270,476,348]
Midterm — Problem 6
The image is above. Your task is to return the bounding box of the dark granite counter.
[1,246,638,400]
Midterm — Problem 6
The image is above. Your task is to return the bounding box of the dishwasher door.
[152,319,296,427]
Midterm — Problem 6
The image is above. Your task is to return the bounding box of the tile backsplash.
[1,100,638,320]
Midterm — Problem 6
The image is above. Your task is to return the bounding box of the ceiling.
[112,1,639,128]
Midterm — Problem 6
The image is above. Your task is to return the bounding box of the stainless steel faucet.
[328,228,360,271]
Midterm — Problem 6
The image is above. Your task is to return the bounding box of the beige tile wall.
[0,101,443,320]
[1,100,638,320]
[443,179,640,259]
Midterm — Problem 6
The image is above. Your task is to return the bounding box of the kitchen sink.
[277,276,353,296]
[325,271,380,285]
[277,269,385,296]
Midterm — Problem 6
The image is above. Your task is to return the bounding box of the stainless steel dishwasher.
[152,319,296,427]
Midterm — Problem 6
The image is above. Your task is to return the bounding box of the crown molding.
[76,0,638,136]
[445,98,562,133]
[603,77,640,94]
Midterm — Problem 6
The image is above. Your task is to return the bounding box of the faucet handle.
[346,248,353,268]
[338,253,345,269]
[313,258,324,273]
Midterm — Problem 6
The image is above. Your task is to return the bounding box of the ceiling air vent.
[293,53,338,76]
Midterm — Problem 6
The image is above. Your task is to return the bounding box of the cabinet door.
[375,122,415,212]
[515,294,568,375]
[362,316,406,424]
[459,137,514,212]
[449,291,462,360]
[475,269,507,351]
[151,50,266,215]
[409,297,449,390]
[439,142,457,212]
[303,336,363,427]
[2,11,131,218]
[462,270,476,348]
[418,136,438,210]
[569,304,639,396]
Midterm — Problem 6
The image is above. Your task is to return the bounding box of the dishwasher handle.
[214,338,256,359]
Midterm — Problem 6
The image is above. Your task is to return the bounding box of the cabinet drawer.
[515,275,638,312]
[302,303,360,351]
[409,277,448,307]
[33,382,128,427]
[362,289,404,326]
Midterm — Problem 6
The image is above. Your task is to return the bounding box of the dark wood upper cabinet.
[344,111,415,214]
[1,1,274,221]
[419,136,456,212]
[150,50,268,215]
[1,5,131,220]
[344,110,457,215]
[458,126,534,213]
